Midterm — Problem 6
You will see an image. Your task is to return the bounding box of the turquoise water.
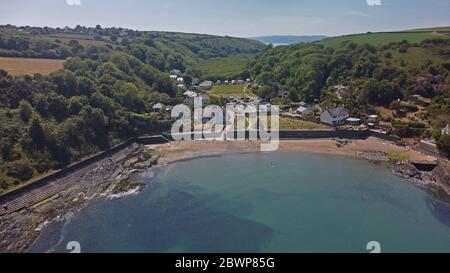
[30,152,450,253]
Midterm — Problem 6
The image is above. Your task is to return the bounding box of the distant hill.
[249,35,326,46]
[319,28,450,48]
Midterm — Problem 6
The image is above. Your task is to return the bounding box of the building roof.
[323,107,349,119]
[183,91,198,98]
[152,103,164,109]
[347,118,361,122]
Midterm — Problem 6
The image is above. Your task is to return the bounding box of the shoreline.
[0,137,444,253]
[149,137,437,165]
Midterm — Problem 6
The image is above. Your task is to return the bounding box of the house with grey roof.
[320,107,349,126]
[152,103,164,112]
[199,81,213,90]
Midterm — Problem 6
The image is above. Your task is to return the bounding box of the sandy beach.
[148,137,436,165]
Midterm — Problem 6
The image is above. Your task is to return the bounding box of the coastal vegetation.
[249,33,450,155]
[0,25,265,192]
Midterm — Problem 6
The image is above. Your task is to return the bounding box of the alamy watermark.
[170,98,280,152]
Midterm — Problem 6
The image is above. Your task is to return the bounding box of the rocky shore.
[392,160,450,197]
[0,143,157,253]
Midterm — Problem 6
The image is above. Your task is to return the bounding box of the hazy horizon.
[1,0,450,38]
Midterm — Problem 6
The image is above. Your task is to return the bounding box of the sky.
[1,0,450,37]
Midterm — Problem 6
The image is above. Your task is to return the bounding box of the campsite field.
[0,57,65,75]
[209,84,256,98]
[198,55,253,78]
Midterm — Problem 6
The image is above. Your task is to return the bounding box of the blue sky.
[1,0,449,37]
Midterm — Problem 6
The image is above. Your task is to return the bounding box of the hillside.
[250,35,326,45]
[0,25,264,192]
[319,32,447,48]
[249,32,450,150]
[0,25,265,76]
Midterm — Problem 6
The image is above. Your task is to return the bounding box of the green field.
[280,117,330,130]
[319,32,442,48]
[199,55,253,78]
[209,84,256,98]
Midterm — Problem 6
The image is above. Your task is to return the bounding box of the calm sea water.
[29,152,450,253]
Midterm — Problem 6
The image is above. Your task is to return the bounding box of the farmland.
[209,84,256,98]
[319,32,443,48]
[198,55,254,78]
[0,57,64,75]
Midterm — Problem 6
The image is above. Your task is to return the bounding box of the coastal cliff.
[392,160,450,196]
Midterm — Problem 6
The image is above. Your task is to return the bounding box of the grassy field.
[0,57,65,75]
[319,32,442,48]
[199,55,253,78]
[280,117,331,130]
[209,84,256,98]
[387,46,448,68]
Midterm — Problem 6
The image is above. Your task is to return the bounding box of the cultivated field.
[199,55,253,78]
[209,84,256,98]
[0,57,65,76]
[319,32,442,48]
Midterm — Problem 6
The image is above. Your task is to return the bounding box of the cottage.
[183,91,198,104]
[170,69,182,76]
[199,81,213,90]
[296,106,314,116]
[320,107,349,126]
[177,77,184,83]
[170,75,178,80]
[152,103,164,112]
[278,90,289,99]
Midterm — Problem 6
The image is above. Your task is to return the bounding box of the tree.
[29,116,46,146]
[437,134,450,158]
[19,100,33,123]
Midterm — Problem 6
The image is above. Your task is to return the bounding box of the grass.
[209,84,256,98]
[319,32,441,48]
[387,46,449,68]
[386,150,410,161]
[198,55,253,78]
[0,57,65,75]
[280,117,331,130]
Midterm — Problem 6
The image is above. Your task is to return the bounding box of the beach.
[149,137,436,165]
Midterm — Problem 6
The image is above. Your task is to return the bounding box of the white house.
[170,69,182,75]
[177,77,184,83]
[170,75,178,80]
[320,107,349,126]
[152,103,164,112]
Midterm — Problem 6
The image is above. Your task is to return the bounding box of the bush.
[437,134,450,158]
[6,160,33,181]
